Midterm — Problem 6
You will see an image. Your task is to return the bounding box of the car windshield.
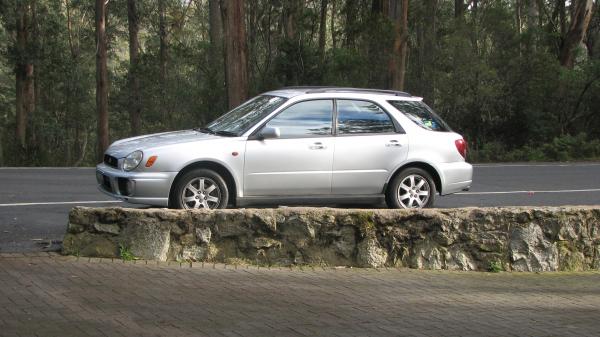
[202,95,288,136]
[388,100,451,132]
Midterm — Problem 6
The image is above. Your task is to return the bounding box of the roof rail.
[281,86,412,97]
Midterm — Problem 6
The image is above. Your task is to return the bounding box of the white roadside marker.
[0,200,123,207]
[457,188,600,195]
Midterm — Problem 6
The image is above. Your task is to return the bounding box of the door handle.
[386,140,402,147]
[309,142,327,150]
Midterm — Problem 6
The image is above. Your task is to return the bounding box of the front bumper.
[96,163,177,207]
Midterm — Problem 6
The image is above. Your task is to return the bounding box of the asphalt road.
[1,163,600,253]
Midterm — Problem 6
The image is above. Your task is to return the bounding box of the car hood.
[106,130,216,158]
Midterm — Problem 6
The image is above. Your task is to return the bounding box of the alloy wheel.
[397,174,431,209]
[181,177,221,209]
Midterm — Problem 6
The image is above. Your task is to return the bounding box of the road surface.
[1,163,600,252]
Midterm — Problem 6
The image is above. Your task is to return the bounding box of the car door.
[244,99,334,196]
[332,99,408,194]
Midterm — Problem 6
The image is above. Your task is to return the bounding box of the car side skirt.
[236,194,386,207]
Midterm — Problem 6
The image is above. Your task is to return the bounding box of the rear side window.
[337,100,396,134]
[388,100,451,132]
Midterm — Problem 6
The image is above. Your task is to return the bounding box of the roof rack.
[281,86,412,97]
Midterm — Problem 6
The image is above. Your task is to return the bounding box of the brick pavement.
[1,253,599,337]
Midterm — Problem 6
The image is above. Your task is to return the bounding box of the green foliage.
[119,244,136,261]
[0,0,599,166]
[471,133,600,163]
[488,260,504,273]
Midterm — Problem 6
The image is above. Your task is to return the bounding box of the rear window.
[388,101,451,132]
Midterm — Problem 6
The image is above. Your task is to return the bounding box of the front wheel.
[386,168,436,209]
[171,169,229,209]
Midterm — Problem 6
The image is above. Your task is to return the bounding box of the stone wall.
[62,206,600,271]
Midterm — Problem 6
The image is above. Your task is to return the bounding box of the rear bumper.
[438,162,473,195]
[95,163,177,207]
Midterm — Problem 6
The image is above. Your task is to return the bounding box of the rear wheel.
[171,169,229,209]
[386,168,436,209]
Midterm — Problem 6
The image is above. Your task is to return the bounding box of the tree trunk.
[220,0,249,109]
[318,0,328,62]
[283,0,300,41]
[96,0,109,163]
[128,0,141,136]
[15,1,35,150]
[526,0,539,28]
[558,0,566,36]
[560,0,594,68]
[159,0,169,121]
[516,0,522,35]
[209,0,223,55]
[454,0,464,18]
[423,0,437,107]
[65,0,86,165]
[586,2,599,59]
[331,0,337,49]
[390,0,409,91]
[344,0,357,48]
[0,128,3,165]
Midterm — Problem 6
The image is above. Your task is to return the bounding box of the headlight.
[123,150,143,171]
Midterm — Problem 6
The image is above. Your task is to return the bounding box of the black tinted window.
[388,100,451,132]
[265,100,333,138]
[337,100,395,134]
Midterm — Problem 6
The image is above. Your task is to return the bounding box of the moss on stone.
[355,211,376,236]
[558,241,586,272]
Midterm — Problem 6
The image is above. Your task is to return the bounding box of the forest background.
[0,0,599,166]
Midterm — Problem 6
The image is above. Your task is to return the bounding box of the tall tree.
[15,0,35,149]
[331,0,337,49]
[389,0,409,91]
[454,0,464,18]
[209,0,222,59]
[560,0,594,68]
[343,0,357,48]
[318,0,328,62]
[128,0,141,136]
[64,0,87,166]
[220,0,248,109]
[423,0,437,106]
[96,0,109,162]
[283,0,300,41]
[159,0,169,120]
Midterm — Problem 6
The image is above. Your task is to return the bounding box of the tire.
[386,167,436,209]
[171,168,229,209]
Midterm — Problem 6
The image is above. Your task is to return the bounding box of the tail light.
[455,138,467,159]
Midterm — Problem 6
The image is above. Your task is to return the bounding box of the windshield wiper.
[214,130,238,137]
[195,127,216,135]
[195,127,237,137]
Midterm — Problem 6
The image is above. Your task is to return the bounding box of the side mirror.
[258,126,280,140]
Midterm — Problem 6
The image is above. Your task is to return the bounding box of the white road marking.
[457,188,600,195]
[0,167,95,169]
[473,163,600,168]
[0,200,123,207]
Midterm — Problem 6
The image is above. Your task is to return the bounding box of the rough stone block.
[63,206,600,271]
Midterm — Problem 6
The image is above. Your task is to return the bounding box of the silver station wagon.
[97,87,472,209]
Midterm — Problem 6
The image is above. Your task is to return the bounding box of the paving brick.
[1,255,600,336]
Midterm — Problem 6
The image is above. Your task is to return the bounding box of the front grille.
[102,174,112,192]
[104,154,118,168]
[118,178,133,196]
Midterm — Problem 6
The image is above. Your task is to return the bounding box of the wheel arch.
[169,161,238,207]
[387,161,443,195]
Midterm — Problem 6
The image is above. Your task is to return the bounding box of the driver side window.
[264,100,333,139]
